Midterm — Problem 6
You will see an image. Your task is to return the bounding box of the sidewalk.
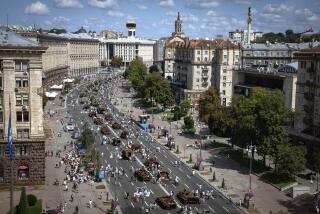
[113,80,292,214]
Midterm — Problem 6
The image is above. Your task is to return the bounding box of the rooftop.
[99,36,155,45]
[242,42,320,50]
[0,27,39,47]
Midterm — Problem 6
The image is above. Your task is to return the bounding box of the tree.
[274,143,306,180]
[16,187,31,214]
[199,88,223,125]
[180,101,190,117]
[314,151,320,174]
[125,58,147,93]
[79,122,95,149]
[184,116,194,130]
[143,72,174,109]
[110,56,123,68]
[49,28,67,34]
[172,107,183,121]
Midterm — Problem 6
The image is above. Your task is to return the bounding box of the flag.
[8,112,13,161]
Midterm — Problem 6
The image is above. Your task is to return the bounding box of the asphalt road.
[65,74,242,214]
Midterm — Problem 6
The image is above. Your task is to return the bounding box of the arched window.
[0,163,4,183]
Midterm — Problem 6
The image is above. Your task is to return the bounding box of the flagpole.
[9,95,13,214]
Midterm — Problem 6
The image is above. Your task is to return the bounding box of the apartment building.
[212,41,240,106]
[294,45,320,141]
[172,39,222,109]
[0,28,47,185]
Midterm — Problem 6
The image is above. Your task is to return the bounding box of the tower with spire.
[246,7,252,45]
[172,12,185,38]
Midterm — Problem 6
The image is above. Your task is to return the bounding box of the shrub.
[27,194,37,206]
[188,127,196,135]
[221,178,225,188]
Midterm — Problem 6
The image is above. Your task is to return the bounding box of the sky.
[0,0,320,39]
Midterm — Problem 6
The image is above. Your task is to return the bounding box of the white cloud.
[127,15,137,22]
[159,0,174,7]
[25,1,49,15]
[54,0,83,8]
[88,0,117,8]
[186,0,219,9]
[53,16,71,23]
[107,10,124,17]
[137,5,147,10]
[207,10,216,16]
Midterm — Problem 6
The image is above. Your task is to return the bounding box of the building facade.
[212,42,240,106]
[99,22,155,68]
[294,45,320,140]
[0,28,47,185]
[21,32,100,82]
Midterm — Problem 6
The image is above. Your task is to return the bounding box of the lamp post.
[246,142,257,191]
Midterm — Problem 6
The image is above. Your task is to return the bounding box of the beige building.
[173,39,234,109]
[0,28,47,185]
[294,45,320,140]
[212,41,241,106]
[21,32,100,83]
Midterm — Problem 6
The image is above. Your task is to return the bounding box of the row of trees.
[124,58,174,109]
[254,29,320,43]
[199,87,306,180]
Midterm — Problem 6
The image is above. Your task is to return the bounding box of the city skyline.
[1,0,320,38]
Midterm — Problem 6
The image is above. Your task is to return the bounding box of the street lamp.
[246,142,257,192]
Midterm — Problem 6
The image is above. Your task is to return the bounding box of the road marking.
[143,181,146,185]
[163,154,167,158]
[178,168,183,172]
[125,173,128,178]
[119,182,122,187]
[130,202,135,208]
[150,189,154,194]
[168,168,172,173]
[184,184,189,188]
[144,201,149,207]
[159,160,164,165]
[131,182,134,186]
[195,207,198,211]
[223,206,230,212]
[208,206,215,213]
[186,175,191,179]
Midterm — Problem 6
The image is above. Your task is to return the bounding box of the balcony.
[307,67,315,73]
[304,92,315,101]
[303,105,314,113]
[303,117,314,126]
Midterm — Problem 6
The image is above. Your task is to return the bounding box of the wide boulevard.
[65,73,242,214]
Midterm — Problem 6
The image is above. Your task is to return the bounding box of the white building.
[99,22,155,68]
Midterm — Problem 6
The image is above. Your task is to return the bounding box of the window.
[0,129,3,139]
[196,78,200,82]
[223,76,226,81]
[16,94,29,106]
[223,83,226,87]
[222,90,226,95]
[223,69,226,73]
[0,112,2,123]
[197,51,200,55]
[223,55,227,59]
[15,145,30,156]
[197,57,200,61]
[205,51,208,55]
[16,111,29,122]
[15,61,29,72]
[223,98,227,106]
[204,57,208,62]
[17,129,29,139]
[15,77,28,88]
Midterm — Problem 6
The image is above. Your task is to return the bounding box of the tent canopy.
[50,84,63,90]
[63,78,75,83]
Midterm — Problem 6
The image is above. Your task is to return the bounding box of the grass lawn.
[96,184,106,189]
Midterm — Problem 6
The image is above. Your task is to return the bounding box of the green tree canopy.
[143,72,174,109]
[79,122,95,149]
[184,116,194,130]
[199,87,222,123]
[275,143,306,179]
[49,28,67,34]
[180,101,190,116]
[125,58,147,93]
[16,187,31,214]
[110,56,123,68]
